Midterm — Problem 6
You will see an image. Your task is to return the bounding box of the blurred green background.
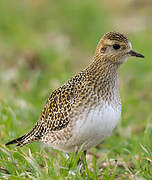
[0,0,152,179]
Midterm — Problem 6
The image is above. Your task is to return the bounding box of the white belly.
[71,102,121,150]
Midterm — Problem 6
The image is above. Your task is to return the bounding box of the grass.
[0,0,152,179]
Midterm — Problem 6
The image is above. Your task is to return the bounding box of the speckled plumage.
[104,32,128,43]
[6,32,144,153]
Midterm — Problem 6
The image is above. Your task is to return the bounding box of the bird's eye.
[113,44,120,50]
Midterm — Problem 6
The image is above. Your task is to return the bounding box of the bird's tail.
[5,124,41,147]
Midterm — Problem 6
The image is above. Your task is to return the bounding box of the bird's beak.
[129,50,144,58]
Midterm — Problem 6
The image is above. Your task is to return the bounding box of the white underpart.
[69,102,121,151]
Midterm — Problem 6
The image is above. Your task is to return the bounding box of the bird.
[6,32,144,166]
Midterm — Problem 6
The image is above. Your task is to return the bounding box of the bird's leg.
[75,149,82,165]
[82,150,87,169]
[75,150,87,169]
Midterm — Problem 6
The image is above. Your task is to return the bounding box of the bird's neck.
[87,55,119,79]
[84,55,120,102]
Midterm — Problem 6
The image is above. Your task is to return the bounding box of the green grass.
[0,0,152,179]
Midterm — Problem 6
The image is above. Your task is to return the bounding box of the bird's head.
[95,32,144,64]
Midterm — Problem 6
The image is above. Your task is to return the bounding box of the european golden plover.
[6,32,144,164]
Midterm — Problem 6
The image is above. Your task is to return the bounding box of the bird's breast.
[71,101,121,149]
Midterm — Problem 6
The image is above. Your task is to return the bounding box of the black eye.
[113,44,120,50]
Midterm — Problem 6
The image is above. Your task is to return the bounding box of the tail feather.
[5,127,40,147]
[6,120,46,147]
[5,134,27,146]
